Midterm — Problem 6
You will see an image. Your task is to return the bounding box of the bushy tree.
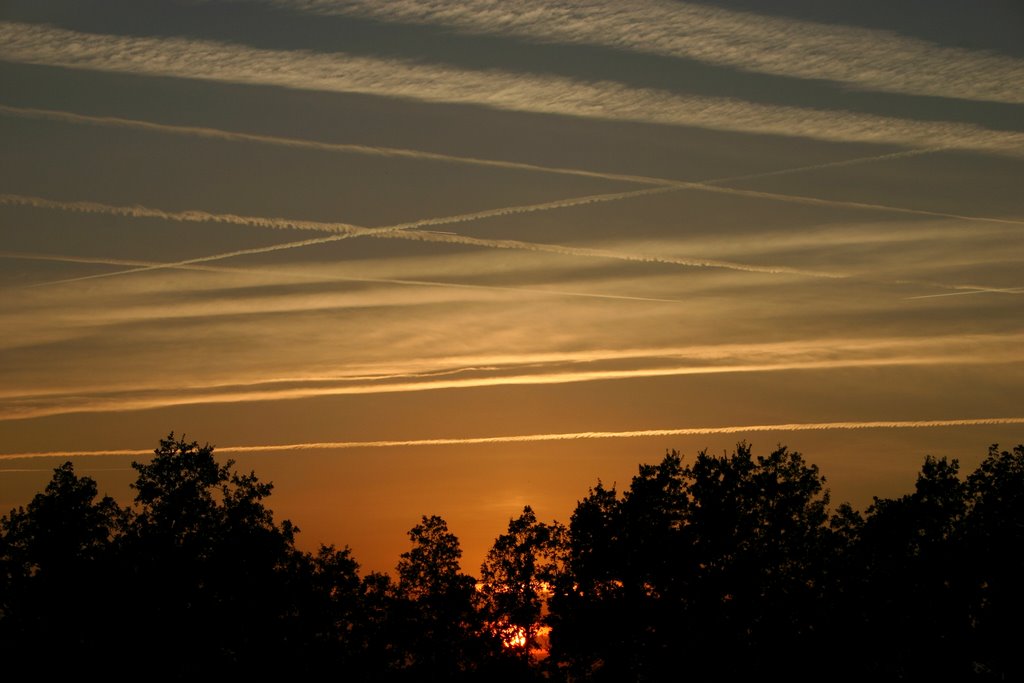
[115,434,306,673]
[963,444,1024,680]
[0,463,124,667]
[549,444,833,681]
[392,514,480,679]
[479,505,566,674]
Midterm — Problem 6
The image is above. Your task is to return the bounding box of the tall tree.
[117,433,306,675]
[0,462,124,668]
[963,444,1024,679]
[393,514,480,680]
[479,505,566,673]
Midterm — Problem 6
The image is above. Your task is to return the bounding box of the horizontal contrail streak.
[3,417,1022,460]
[384,231,841,278]
[0,187,668,237]
[0,104,948,189]
[3,353,1019,421]
[0,250,688,304]
[0,103,626,180]
[5,331,1017,401]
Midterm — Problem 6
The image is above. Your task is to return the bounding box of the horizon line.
[2,416,1022,461]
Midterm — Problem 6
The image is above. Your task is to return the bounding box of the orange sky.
[1,0,1022,573]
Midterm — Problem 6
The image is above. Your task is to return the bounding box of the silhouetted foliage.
[0,462,124,668]
[115,434,307,674]
[548,444,833,681]
[2,435,1023,681]
[961,445,1024,680]
[391,514,482,680]
[478,506,566,679]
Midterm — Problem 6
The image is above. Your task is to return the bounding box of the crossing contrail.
[905,286,1024,300]
[3,107,1000,223]
[0,249,689,304]
[0,187,668,238]
[3,416,1022,460]
[0,103,950,189]
[7,190,849,287]
[8,190,1012,293]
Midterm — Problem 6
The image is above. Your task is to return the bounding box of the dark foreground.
[2,434,1022,681]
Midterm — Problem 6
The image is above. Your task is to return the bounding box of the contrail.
[700,147,950,184]
[3,108,996,220]
[3,416,1022,460]
[6,331,1015,402]
[383,231,842,278]
[8,190,1015,296]
[9,107,1019,230]
[0,250,689,304]
[2,354,1017,420]
[0,192,365,234]
[8,190,849,287]
[9,190,1012,292]
[905,286,1024,300]
[0,104,949,188]
[0,187,668,238]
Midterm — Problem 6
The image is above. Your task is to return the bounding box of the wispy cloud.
[3,332,1022,420]
[2,22,1023,154]
[270,0,1024,104]
[0,250,689,305]
[4,416,1023,459]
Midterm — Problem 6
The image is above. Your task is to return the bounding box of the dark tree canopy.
[548,444,834,681]
[2,435,1023,681]
[0,462,122,664]
[479,506,566,660]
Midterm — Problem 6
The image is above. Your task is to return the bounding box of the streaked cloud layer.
[5,416,1024,460]
[2,22,1023,154]
[0,1,1021,570]
[271,0,1024,104]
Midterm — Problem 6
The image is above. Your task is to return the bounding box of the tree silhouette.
[116,433,309,675]
[837,456,971,680]
[3,435,1024,680]
[549,444,833,681]
[963,444,1024,680]
[479,505,566,676]
[392,514,481,680]
[0,462,124,668]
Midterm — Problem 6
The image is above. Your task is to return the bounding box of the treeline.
[1,435,1022,681]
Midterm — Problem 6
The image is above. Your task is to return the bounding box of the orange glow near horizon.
[1,1,1022,581]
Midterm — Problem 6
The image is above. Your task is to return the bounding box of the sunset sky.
[1,0,1022,573]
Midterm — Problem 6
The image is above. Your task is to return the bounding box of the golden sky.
[1,0,1022,572]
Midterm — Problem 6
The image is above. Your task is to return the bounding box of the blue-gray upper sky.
[1,0,1022,571]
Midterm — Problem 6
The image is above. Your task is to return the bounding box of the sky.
[1,0,1022,573]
